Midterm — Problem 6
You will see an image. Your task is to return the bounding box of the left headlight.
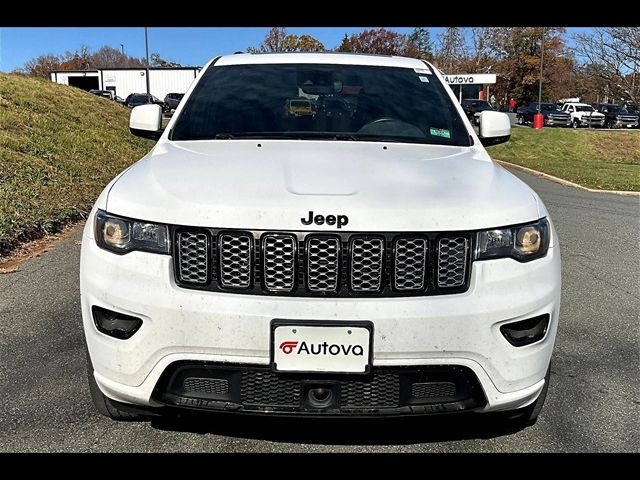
[94,210,169,255]
[475,218,550,262]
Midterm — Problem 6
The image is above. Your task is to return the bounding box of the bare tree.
[573,27,640,104]
[435,27,469,72]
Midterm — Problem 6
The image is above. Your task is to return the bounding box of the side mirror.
[129,104,163,140]
[478,111,511,146]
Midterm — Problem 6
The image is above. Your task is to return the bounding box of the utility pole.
[144,27,150,95]
[537,28,545,112]
[120,44,124,55]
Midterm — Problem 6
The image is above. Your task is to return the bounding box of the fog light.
[92,306,142,340]
[500,314,549,347]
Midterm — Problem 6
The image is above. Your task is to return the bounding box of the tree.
[408,27,433,60]
[19,45,147,77]
[435,27,469,72]
[336,28,413,56]
[573,27,640,104]
[487,27,568,104]
[150,53,182,68]
[247,27,288,53]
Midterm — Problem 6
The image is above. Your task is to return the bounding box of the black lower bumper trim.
[152,362,486,416]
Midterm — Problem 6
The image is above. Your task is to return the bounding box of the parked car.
[516,102,571,127]
[89,89,116,101]
[560,102,605,128]
[125,93,169,113]
[461,99,495,125]
[164,93,185,111]
[114,95,126,105]
[595,103,639,129]
[82,53,560,428]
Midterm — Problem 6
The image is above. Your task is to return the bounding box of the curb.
[495,160,640,197]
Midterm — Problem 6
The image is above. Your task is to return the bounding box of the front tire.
[86,350,154,421]
[500,365,551,428]
[572,119,580,129]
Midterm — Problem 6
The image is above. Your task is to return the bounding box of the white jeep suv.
[81,53,561,426]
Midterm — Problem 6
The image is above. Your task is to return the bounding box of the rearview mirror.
[129,104,163,140]
[478,111,511,146]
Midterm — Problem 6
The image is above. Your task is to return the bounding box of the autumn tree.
[150,53,183,67]
[435,27,469,72]
[336,28,413,56]
[408,27,433,60]
[487,27,569,104]
[247,27,324,53]
[19,45,146,77]
[572,27,640,104]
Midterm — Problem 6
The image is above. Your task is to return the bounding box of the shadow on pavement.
[150,410,527,445]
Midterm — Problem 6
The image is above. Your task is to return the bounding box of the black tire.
[517,115,524,125]
[501,365,551,428]
[86,350,153,421]
[606,119,614,129]
[572,119,580,129]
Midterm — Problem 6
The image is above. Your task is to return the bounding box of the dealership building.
[50,67,201,101]
[50,67,495,104]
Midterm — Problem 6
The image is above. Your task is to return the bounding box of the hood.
[106,140,540,232]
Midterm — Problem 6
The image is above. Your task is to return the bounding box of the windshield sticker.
[430,127,451,139]
[414,67,432,74]
[418,75,429,83]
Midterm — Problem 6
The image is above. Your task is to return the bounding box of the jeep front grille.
[173,229,472,297]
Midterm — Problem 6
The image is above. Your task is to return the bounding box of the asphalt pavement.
[0,168,638,452]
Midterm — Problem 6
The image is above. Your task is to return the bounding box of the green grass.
[487,127,640,191]
[0,73,153,256]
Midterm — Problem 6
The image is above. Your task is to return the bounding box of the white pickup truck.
[561,102,605,128]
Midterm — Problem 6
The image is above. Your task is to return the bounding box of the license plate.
[271,320,373,374]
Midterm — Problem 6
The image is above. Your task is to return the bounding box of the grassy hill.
[0,73,153,257]
[487,127,640,191]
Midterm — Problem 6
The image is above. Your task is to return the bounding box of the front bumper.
[81,219,561,415]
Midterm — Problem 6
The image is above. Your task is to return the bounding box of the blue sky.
[0,27,590,72]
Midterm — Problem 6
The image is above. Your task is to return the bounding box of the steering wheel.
[356,118,426,138]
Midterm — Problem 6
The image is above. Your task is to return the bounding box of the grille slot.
[218,233,253,289]
[340,373,400,408]
[437,237,468,288]
[183,377,229,396]
[411,382,456,398]
[394,237,427,291]
[262,234,297,292]
[177,231,209,284]
[350,237,384,292]
[240,370,301,407]
[306,236,341,293]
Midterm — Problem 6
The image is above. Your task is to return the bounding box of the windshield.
[605,105,627,114]
[534,103,557,111]
[575,105,595,112]
[171,63,471,146]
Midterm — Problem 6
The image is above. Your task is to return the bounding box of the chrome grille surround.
[394,237,428,291]
[262,234,297,292]
[218,232,253,289]
[437,237,469,288]
[350,237,385,293]
[176,231,209,284]
[306,236,340,293]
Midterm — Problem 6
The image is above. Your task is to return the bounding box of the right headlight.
[94,210,169,255]
[475,218,550,262]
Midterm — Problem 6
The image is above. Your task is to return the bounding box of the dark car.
[164,93,185,111]
[595,103,639,129]
[125,93,169,113]
[461,99,494,125]
[516,102,571,127]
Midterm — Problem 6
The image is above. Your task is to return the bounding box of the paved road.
[1,169,638,452]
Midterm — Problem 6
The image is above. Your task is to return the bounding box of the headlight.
[95,210,169,254]
[476,218,550,262]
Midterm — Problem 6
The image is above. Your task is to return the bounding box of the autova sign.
[444,74,497,85]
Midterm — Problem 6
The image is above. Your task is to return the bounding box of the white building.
[50,67,201,101]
